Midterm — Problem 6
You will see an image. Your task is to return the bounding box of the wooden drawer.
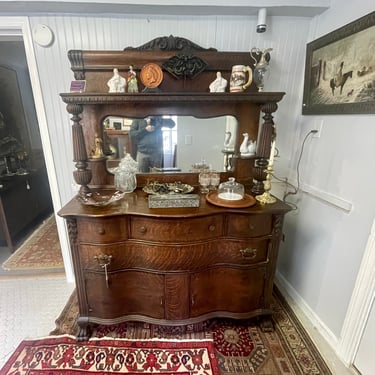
[226,214,272,237]
[80,239,269,271]
[130,215,223,242]
[77,216,128,243]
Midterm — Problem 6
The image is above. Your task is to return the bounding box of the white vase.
[240,133,250,155]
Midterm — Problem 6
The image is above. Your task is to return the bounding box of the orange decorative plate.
[206,191,256,208]
[140,63,163,88]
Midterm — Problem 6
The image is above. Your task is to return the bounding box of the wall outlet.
[312,119,323,138]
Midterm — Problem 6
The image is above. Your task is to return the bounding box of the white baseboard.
[274,272,348,368]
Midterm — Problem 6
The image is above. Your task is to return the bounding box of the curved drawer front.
[77,217,128,243]
[226,214,272,237]
[80,239,268,271]
[130,215,223,242]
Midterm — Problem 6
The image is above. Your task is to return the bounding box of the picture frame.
[302,11,375,115]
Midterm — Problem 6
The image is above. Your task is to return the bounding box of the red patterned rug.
[0,335,219,375]
[1,215,64,273]
[49,288,332,374]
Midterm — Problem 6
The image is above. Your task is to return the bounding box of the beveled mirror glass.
[103,115,237,173]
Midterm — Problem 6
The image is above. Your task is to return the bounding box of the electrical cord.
[282,129,317,203]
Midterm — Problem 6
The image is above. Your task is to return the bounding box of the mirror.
[103,115,237,173]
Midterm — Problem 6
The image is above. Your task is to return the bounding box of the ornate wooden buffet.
[58,36,291,340]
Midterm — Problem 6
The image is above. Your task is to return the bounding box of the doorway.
[0,37,54,265]
[0,18,74,280]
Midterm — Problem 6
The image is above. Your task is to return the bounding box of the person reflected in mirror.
[130,116,175,172]
[107,68,126,93]
[127,65,139,93]
[209,71,228,92]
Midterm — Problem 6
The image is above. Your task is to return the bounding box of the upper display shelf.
[61,36,285,196]
[66,35,266,94]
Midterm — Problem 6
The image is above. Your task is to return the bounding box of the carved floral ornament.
[69,36,213,83]
[128,36,211,81]
[162,54,208,80]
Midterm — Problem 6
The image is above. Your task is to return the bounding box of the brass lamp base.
[256,191,277,204]
[256,165,276,205]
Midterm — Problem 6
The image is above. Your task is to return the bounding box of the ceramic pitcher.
[230,65,253,93]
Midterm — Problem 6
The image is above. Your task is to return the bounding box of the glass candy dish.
[77,189,126,206]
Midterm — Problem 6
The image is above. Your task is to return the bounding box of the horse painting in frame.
[302,11,375,115]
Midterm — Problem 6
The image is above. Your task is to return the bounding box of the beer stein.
[230,65,253,93]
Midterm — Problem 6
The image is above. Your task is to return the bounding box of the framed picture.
[302,11,375,115]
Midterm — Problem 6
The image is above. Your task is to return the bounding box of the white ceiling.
[0,0,330,17]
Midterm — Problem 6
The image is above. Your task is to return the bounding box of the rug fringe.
[47,333,214,343]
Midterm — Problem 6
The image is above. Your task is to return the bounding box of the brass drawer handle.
[208,224,216,232]
[94,254,112,267]
[140,226,147,234]
[94,254,112,288]
[240,248,257,259]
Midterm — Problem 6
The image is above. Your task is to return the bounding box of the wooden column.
[252,102,278,195]
[66,103,92,196]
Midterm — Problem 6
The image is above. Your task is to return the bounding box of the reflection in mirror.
[103,115,237,173]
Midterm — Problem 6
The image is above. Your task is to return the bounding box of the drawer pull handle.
[94,254,112,266]
[140,226,147,234]
[240,248,257,259]
[98,227,105,235]
[208,224,216,232]
[94,254,112,288]
[249,224,255,231]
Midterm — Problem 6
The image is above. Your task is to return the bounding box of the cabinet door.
[84,271,165,320]
[190,267,266,317]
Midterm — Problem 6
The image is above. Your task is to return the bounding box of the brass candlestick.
[256,164,276,204]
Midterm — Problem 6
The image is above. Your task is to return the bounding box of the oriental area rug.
[49,288,332,375]
[0,335,219,375]
[1,215,64,273]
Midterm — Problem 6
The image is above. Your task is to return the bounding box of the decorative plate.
[143,182,194,195]
[76,190,126,206]
[140,63,163,88]
[206,191,256,208]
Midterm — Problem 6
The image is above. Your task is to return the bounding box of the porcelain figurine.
[107,68,126,93]
[209,71,228,92]
[240,133,256,156]
[91,133,105,159]
[127,65,139,93]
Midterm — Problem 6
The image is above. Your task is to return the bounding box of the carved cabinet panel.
[59,196,289,340]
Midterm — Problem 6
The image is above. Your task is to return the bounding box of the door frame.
[0,16,74,282]
[338,219,375,367]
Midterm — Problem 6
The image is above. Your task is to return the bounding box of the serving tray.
[206,191,256,208]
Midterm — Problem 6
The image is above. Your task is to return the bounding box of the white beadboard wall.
[28,14,310,206]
